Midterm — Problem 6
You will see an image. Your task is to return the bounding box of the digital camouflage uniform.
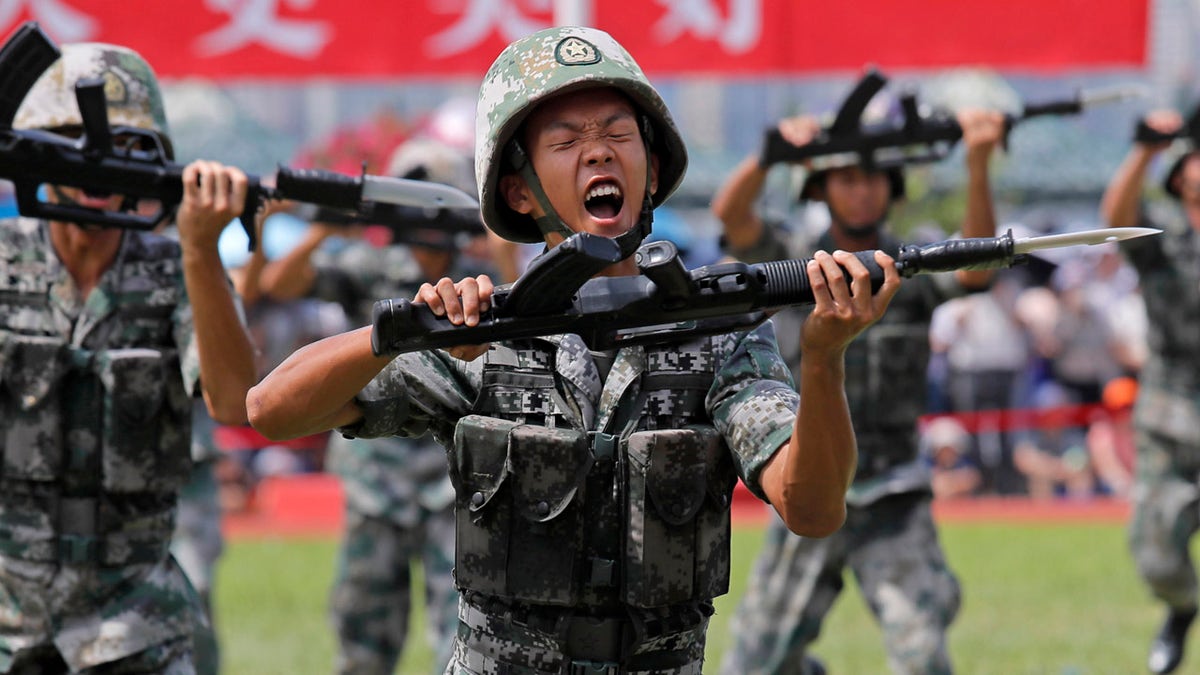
[0,218,205,673]
[169,400,224,675]
[720,226,963,675]
[342,319,799,675]
[316,242,467,674]
[1125,211,1200,614]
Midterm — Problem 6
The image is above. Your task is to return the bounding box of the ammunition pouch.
[0,332,189,564]
[624,426,735,608]
[846,323,930,431]
[451,414,593,605]
[95,348,191,493]
[0,333,68,481]
[451,414,737,609]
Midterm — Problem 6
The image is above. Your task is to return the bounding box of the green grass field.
[214,521,1180,674]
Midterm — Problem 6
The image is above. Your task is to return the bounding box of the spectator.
[930,268,1033,494]
[922,417,983,499]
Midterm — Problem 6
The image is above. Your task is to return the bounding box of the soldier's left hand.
[957,108,1006,164]
[177,160,250,249]
[416,274,495,361]
[800,250,900,359]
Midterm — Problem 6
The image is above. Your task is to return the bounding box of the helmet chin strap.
[507,128,655,260]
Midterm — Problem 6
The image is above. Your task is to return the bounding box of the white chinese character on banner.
[425,0,551,58]
[0,0,97,42]
[653,0,761,54]
[195,0,332,58]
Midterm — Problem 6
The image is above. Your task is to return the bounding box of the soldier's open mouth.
[584,182,623,220]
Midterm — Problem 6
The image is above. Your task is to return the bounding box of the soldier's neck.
[829,223,882,252]
[48,221,122,297]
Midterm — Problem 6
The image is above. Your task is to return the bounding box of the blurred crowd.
[921,236,1145,500]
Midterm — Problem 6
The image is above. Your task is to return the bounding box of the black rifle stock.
[370,231,1018,356]
[759,68,1104,169]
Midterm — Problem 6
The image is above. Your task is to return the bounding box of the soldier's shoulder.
[0,217,46,254]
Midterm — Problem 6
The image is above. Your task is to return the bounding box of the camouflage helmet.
[475,26,688,243]
[14,42,172,158]
[386,137,476,196]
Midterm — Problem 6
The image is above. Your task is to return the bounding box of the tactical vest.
[1127,221,1200,443]
[448,337,737,610]
[0,226,192,566]
[841,280,937,481]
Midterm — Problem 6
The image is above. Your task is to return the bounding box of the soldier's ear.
[500,174,535,215]
[649,154,660,196]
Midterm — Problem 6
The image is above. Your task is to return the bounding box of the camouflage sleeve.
[338,349,481,446]
[708,322,800,503]
[172,270,202,398]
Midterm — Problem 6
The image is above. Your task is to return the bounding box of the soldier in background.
[247,25,899,674]
[258,137,484,674]
[1100,109,1200,675]
[712,102,1005,674]
[0,42,255,672]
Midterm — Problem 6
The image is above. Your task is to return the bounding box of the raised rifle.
[369,226,1160,356]
[758,68,1141,170]
[0,22,477,250]
[292,201,485,250]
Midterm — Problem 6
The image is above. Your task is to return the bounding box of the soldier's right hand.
[1136,109,1183,153]
[415,274,494,361]
[777,115,823,151]
[177,160,249,250]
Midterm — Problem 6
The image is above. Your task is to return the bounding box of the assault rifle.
[758,68,1140,170]
[0,22,477,250]
[292,201,485,249]
[369,226,1160,356]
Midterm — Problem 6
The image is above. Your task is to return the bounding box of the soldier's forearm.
[184,246,256,425]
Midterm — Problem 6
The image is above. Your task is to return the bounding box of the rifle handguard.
[275,166,364,210]
[895,232,1016,276]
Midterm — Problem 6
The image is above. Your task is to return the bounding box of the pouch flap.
[1,333,68,411]
[452,414,516,512]
[509,425,591,523]
[631,428,710,526]
[95,348,167,422]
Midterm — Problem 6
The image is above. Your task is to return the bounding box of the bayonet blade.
[1078,84,1147,108]
[1013,226,1160,255]
[361,175,479,210]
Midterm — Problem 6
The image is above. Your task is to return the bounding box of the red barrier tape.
[919,403,1130,435]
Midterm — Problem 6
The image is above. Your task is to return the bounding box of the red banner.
[0,1,1147,80]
